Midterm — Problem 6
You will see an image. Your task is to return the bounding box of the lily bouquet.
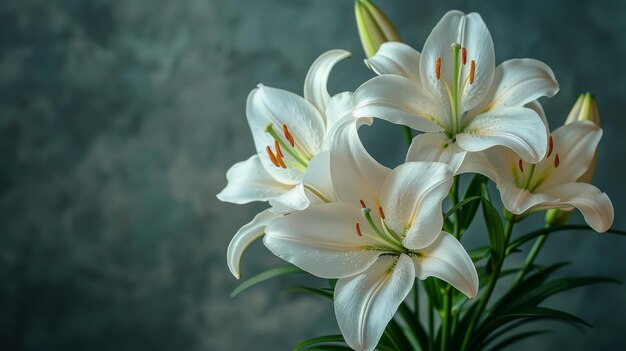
[218,2,623,350]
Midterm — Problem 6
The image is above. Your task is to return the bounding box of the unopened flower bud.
[354,0,401,58]
[546,93,601,227]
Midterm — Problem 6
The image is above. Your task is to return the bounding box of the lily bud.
[354,0,401,58]
[546,93,601,227]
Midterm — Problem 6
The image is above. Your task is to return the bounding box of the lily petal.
[457,106,548,163]
[335,254,414,351]
[406,132,467,174]
[535,121,602,189]
[269,183,309,215]
[380,162,453,250]
[538,183,614,232]
[420,11,495,115]
[365,42,421,82]
[353,75,445,132]
[246,85,325,184]
[216,155,292,204]
[330,121,390,208]
[304,49,352,116]
[413,231,479,298]
[264,203,385,279]
[485,58,559,110]
[325,92,371,149]
[459,148,551,214]
[227,209,279,279]
[302,150,338,205]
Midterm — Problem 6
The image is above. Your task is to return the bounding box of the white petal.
[420,11,495,114]
[246,85,325,184]
[539,183,614,232]
[353,75,446,132]
[335,254,414,351]
[365,42,421,82]
[330,121,390,208]
[458,148,551,214]
[406,132,467,174]
[227,209,279,279]
[264,203,385,279]
[525,100,549,128]
[216,155,291,204]
[324,92,371,149]
[269,183,309,215]
[458,106,548,163]
[535,121,602,189]
[304,49,352,115]
[380,162,453,249]
[484,58,559,110]
[302,150,338,205]
[413,232,479,298]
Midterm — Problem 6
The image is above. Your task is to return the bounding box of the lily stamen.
[265,123,309,168]
[462,47,467,65]
[518,159,524,172]
[355,222,362,237]
[359,199,367,208]
[266,146,280,167]
[282,123,295,147]
[378,205,386,220]
[554,153,560,168]
[436,57,442,80]
[275,140,283,158]
[469,60,476,84]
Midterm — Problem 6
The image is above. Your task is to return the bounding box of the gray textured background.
[1,0,625,350]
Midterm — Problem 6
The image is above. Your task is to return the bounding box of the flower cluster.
[218,9,614,351]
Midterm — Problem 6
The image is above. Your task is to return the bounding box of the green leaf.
[481,195,505,265]
[469,247,490,262]
[470,307,590,349]
[398,303,429,351]
[283,286,333,300]
[230,265,304,297]
[293,335,345,351]
[485,330,550,351]
[423,277,442,311]
[444,196,483,220]
[508,225,626,254]
[459,174,488,232]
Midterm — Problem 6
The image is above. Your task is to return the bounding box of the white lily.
[460,120,614,232]
[352,10,559,173]
[218,50,367,279]
[264,123,478,351]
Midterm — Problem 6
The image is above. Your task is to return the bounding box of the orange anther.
[435,57,442,80]
[554,153,560,168]
[518,159,524,172]
[355,222,362,237]
[469,60,476,84]
[274,140,283,158]
[283,124,295,147]
[378,206,386,220]
[359,199,367,209]
[462,47,467,65]
[266,146,280,167]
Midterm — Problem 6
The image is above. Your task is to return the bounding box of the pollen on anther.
[355,222,362,237]
[435,57,442,80]
[283,124,295,147]
[378,206,386,220]
[469,60,476,84]
[266,146,280,167]
[547,136,554,158]
[359,199,367,209]
[554,153,560,168]
[518,159,524,172]
[462,47,467,65]
[274,140,283,158]
[276,154,286,169]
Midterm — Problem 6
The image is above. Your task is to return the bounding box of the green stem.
[428,300,434,351]
[414,280,420,321]
[451,44,461,136]
[460,212,516,351]
[403,126,413,147]
[511,232,548,287]
[440,286,453,351]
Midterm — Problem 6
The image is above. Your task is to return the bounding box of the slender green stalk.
[440,286,453,351]
[460,212,516,351]
[414,280,420,321]
[428,300,434,351]
[403,126,413,147]
[511,232,548,286]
